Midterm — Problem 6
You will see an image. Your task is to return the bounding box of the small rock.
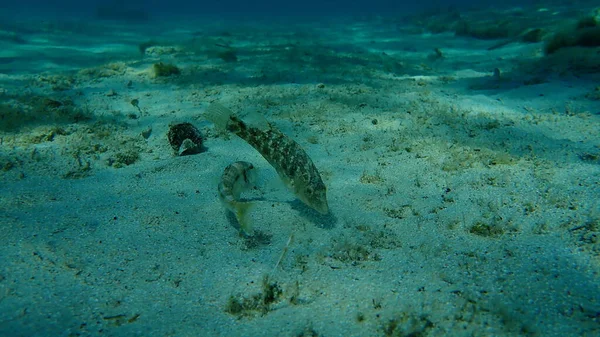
[141,126,152,139]
[493,68,501,80]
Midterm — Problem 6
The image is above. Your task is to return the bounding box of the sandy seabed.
[1,4,599,337]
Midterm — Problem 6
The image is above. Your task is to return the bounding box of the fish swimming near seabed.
[218,161,257,235]
[206,103,329,215]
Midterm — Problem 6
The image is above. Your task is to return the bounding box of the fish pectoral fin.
[234,202,254,236]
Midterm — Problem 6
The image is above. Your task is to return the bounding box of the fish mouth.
[312,201,329,215]
[300,196,329,214]
[298,189,329,214]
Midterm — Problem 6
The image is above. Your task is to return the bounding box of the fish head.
[296,180,329,214]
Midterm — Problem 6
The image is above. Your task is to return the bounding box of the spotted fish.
[217,161,257,235]
[206,103,329,215]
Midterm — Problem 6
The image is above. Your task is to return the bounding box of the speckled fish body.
[218,161,257,235]
[218,161,256,204]
[207,103,329,214]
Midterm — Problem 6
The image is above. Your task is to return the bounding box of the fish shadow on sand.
[290,199,337,229]
[223,196,337,233]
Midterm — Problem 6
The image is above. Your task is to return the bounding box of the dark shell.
[167,123,204,156]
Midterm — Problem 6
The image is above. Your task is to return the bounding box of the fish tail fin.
[234,201,254,236]
[206,103,237,131]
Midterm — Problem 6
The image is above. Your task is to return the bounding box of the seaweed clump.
[521,28,545,43]
[152,62,180,77]
[545,16,600,54]
[469,221,505,237]
[107,151,140,168]
[382,312,434,337]
[225,276,283,318]
[0,95,90,132]
[455,19,519,40]
[217,49,238,62]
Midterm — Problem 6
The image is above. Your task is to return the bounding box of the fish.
[218,161,257,235]
[206,102,329,215]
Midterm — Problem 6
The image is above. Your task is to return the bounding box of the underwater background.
[1,0,599,336]
[4,1,535,16]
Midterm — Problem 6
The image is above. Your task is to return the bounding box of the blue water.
[5,0,535,17]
